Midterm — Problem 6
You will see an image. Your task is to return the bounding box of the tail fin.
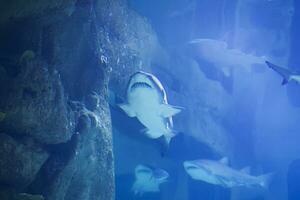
[159,130,179,157]
[265,61,291,85]
[164,130,178,147]
[258,173,273,189]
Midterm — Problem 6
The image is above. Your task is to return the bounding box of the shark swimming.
[265,61,300,85]
[183,157,273,189]
[132,164,169,195]
[119,71,182,146]
[188,38,266,77]
[187,38,266,93]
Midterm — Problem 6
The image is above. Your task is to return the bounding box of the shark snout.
[130,72,154,91]
[153,169,169,181]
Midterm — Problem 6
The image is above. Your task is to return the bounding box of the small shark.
[188,38,266,77]
[132,164,169,195]
[265,61,300,85]
[119,71,182,145]
[183,157,273,189]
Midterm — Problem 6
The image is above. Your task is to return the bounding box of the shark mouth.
[186,166,199,171]
[131,82,152,90]
[137,169,152,175]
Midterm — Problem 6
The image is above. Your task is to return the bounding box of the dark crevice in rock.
[0,133,49,190]
[22,88,38,99]
[27,133,78,196]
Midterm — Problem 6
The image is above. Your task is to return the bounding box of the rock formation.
[0,0,158,199]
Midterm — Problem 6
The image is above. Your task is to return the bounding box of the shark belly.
[137,113,167,138]
[128,88,168,138]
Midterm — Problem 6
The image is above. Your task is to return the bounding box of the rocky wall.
[0,0,158,199]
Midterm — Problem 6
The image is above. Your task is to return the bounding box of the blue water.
[112,1,300,199]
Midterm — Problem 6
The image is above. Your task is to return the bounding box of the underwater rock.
[45,107,114,200]
[85,92,100,111]
[94,0,163,98]
[0,133,49,189]
[0,0,76,24]
[15,193,44,200]
[0,190,44,200]
[0,0,167,199]
[0,60,74,144]
[19,50,36,65]
[0,112,6,121]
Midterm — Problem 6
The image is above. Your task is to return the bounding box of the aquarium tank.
[0,0,300,200]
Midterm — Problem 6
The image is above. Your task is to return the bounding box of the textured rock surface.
[15,193,45,200]
[0,0,165,199]
[0,133,49,189]
[0,60,74,144]
[0,0,161,199]
[0,190,45,200]
[94,0,161,97]
[45,106,114,200]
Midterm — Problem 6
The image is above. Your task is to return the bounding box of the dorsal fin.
[219,157,229,165]
[240,166,251,174]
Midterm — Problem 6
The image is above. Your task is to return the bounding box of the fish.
[183,157,273,189]
[132,164,169,196]
[118,71,182,146]
[188,38,266,77]
[265,61,300,85]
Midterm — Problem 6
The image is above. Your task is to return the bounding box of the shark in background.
[118,71,182,146]
[265,61,300,85]
[132,164,169,196]
[183,157,273,189]
[187,38,267,93]
[188,38,266,76]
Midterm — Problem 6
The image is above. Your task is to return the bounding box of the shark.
[188,38,266,77]
[118,71,182,146]
[132,164,169,196]
[265,61,300,85]
[187,38,266,93]
[183,157,273,189]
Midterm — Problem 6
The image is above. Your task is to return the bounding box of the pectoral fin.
[118,104,136,117]
[159,104,182,118]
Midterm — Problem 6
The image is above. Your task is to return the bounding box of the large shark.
[265,61,300,85]
[132,164,169,195]
[183,158,273,189]
[119,71,182,145]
